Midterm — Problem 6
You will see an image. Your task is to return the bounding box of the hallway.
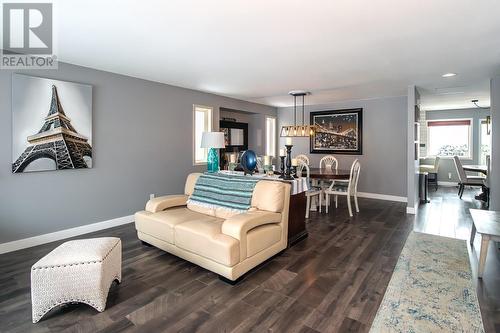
[416,186,500,332]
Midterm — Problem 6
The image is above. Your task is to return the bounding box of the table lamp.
[201,132,225,173]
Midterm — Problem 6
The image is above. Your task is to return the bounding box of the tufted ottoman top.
[32,237,121,269]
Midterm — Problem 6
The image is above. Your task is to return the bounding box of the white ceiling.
[44,1,500,107]
[419,80,491,111]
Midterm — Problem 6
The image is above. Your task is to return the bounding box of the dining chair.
[295,154,310,165]
[484,155,491,188]
[319,155,338,170]
[256,156,264,173]
[296,161,322,218]
[453,156,485,199]
[324,159,361,217]
[318,155,338,189]
[419,156,440,190]
[484,155,491,206]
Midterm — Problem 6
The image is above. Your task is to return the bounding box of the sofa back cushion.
[185,174,286,215]
[251,180,286,213]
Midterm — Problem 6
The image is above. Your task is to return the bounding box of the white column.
[407,85,420,214]
[490,76,500,210]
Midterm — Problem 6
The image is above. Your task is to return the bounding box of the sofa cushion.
[251,181,285,212]
[175,219,239,267]
[214,206,257,219]
[135,207,219,244]
[187,202,215,216]
[246,224,281,258]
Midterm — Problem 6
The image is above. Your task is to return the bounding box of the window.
[427,119,472,158]
[265,116,276,157]
[479,119,491,165]
[193,105,213,165]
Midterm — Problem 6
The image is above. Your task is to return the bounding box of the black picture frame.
[310,108,363,155]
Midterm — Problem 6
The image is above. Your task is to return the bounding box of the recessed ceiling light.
[442,73,457,78]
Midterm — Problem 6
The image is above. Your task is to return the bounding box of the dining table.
[462,164,489,203]
[463,164,488,175]
[308,167,351,180]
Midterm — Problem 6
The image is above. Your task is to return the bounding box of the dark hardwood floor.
[0,188,498,332]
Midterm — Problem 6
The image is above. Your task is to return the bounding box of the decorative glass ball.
[240,150,257,174]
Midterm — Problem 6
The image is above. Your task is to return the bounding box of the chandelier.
[280,90,315,137]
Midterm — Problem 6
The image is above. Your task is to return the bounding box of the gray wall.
[278,96,408,197]
[421,108,491,182]
[248,114,267,156]
[0,62,276,243]
[490,76,500,210]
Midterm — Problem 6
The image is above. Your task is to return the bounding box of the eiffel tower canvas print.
[12,74,93,173]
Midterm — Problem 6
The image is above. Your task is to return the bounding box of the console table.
[469,209,500,278]
[218,171,309,246]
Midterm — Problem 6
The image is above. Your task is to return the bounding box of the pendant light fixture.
[472,99,491,135]
[280,90,315,137]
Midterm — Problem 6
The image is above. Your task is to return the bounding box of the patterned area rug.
[370,231,484,333]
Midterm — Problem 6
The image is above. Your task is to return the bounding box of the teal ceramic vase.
[207,148,219,173]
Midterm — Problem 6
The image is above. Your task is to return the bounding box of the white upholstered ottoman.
[31,237,121,323]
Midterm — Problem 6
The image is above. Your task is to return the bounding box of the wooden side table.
[469,209,500,278]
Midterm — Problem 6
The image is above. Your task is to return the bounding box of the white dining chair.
[295,154,310,166]
[419,156,440,190]
[453,156,485,199]
[297,161,322,218]
[324,159,361,217]
[318,155,338,190]
[319,155,338,171]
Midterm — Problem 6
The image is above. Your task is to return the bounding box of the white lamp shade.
[201,132,225,148]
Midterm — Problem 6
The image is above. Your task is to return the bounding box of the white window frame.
[265,116,277,157]
[193,105,213,165]
[479,118,491,165]
[426,118,473,160]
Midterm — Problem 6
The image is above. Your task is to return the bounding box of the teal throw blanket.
[188,173,259,212]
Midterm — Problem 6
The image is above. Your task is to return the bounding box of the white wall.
[407,86,419,214]
[490,76,500,210]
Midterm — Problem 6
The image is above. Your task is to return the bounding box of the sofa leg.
[218,249,287,286]
[219,275,244,285]
[141,241,153,247]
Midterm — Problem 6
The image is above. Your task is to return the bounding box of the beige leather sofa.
[134,173,291,281]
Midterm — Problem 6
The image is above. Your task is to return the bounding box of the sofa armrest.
[145,194,188,213]
[222,210,281,261]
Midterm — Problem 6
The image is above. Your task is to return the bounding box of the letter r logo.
[3,3,52,55]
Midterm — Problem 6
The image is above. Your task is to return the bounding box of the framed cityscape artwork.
[12,74,93,173]
[310,108,363,155]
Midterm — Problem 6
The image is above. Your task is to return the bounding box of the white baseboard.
[438,181,458,187]
[406,207,416,214]
[356,192,408,203]
[0,215,134,255]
